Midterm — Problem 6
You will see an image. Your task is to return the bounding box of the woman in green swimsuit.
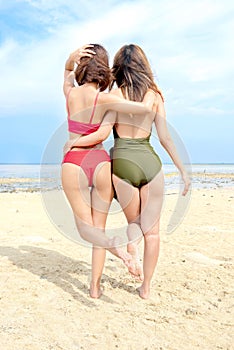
[70,44,190,299]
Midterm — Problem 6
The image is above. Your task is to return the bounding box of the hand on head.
[70,44,96,65]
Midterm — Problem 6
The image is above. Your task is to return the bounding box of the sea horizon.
[0,163,234,193]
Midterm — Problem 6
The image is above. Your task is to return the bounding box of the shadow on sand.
[0,245,137,307]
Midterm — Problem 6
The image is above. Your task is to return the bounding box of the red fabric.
[62,149,110,186]
[68,120,100,135]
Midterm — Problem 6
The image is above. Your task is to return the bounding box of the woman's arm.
[155,94,190,195]
[63,71,75,96]
[100,93,153,115]
[63,53,76,96]
[102,88,163,115]
[63,45,96,96]
[64,111,116,151]
[64,94,153,150]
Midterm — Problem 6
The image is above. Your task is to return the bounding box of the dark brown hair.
[75,44,111,91]
[110,44,159,101]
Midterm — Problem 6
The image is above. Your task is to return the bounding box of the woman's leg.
[137,170,164,299]
[112,174,143,279]
[61,163,111,247]
[89,162,111,298]
[90,163,132,297]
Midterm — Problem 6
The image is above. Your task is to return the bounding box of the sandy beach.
[0,185,233,350]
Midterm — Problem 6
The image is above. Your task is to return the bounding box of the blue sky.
[0,0,233,164]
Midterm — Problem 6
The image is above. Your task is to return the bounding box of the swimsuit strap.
[67,89,99,122]
[89,91,100,123]
[113,126,119,138]
[66,88,73,119]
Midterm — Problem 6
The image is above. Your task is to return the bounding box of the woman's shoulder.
[67,86,80,98]
[101,88,123,99]
[109,88,122,96]
[145,89,164,104]
[98,88,123,103]
[145,88,159,97]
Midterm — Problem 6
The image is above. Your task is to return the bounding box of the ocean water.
[0,163,234,192]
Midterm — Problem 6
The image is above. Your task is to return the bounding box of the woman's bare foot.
[89,282,103,299]
[136,284,150,299]
[107,236,133,268]
[127,244,143,281]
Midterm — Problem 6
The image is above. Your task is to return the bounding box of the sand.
[0,187,233,350]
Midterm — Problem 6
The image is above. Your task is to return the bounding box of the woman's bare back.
[110,88,157,138]
[67,85,106,125]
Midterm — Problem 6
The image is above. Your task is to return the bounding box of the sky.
[0,0,234,164]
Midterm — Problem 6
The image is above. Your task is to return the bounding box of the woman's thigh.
[61,163,92,226]
[140,170,164,234]
[91,161,113,229]
[112,174,140,223]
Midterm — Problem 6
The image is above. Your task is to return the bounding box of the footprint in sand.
[184,252,232,266]
[24,236,50,243]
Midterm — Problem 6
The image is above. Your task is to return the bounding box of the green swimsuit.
[112,127,162,188]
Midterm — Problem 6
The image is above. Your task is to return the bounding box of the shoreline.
[1,172,234,193]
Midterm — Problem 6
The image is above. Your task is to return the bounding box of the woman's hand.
[181,171,191,196]
[65,45,96,71]
[63,139,76,156]
[69,45,96,66]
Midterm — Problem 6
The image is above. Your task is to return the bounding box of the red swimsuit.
[62,89,110,186]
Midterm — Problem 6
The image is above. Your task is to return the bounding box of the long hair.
[110,44,159,101]
[75,44,111,91]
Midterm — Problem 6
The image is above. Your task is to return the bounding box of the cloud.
[0,0,234,163]
[1,0,233,113]
[0,0,151,120]
[188,106,230,115]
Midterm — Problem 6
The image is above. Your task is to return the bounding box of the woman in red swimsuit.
[62,44,151,298]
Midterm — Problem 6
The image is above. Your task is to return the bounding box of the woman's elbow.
[146,106,152,114]
[98,131,109,142]
[159,136,172,148]
[142,102,152,113]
